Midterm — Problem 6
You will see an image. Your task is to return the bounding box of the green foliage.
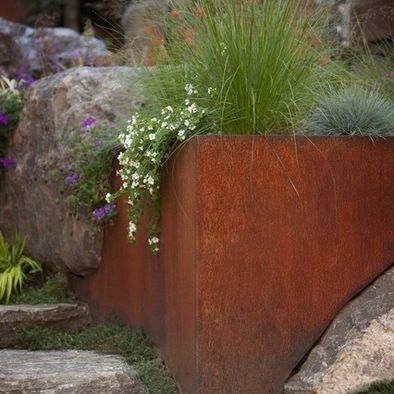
[305,86,394,136]
[17,321,178,394]
[339,39,394,101]
[0,83,24,156]
[144,0,333,134]
[63,119,121,223]
[0,232,42,304]
[353,380,394,394]
[9,272,76,304]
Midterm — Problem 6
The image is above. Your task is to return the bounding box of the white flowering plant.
[107,85,208,253]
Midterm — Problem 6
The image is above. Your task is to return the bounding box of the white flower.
[131,115,137,125]
[184,119,190,127]
[144,175,155,186]
[166,106,174,112]
[148,236,160,245]
[128,222,137,238]
[185,84,197,96]
[187,103,198,114]
[208,87,216,96]
[185,99,190,105]
[132,173,140,181]
[122,182,128,189]
[105,193,112,203]
[149,133,156,140]
[178,129,186,139]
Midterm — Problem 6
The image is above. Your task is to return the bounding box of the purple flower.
[0,157,16,169]
[92,139,102,146]
[92,203,116,222]
[81,116,96,128]
[65,173,79,185]
[16,70,35,88]
[0,113,9,126]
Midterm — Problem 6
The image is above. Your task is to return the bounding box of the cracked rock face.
[285,267,394,394]
[0,67,145,275]
[0,350,147,393]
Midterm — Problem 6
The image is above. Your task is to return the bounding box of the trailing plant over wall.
[305,86,394,136]
[143,0,334,134]
[107,85,209,253]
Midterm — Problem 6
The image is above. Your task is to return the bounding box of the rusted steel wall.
[71,136,394,394]
[0,1,26,23]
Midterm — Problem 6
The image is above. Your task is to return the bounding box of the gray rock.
[0,66,145,275]
[0,350,146,393]
[285,266,394,394]
[0,17,115,77]
[0,303,91,348]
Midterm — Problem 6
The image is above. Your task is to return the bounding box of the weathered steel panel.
[71,136,394,394]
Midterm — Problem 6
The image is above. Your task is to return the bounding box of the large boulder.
[0,350,147,393]
[0,67,145,275]
[285,266,394,394]
[0,17,115,78]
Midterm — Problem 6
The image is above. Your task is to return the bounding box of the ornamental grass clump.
[143,0,331,134]
[305,86,394,136]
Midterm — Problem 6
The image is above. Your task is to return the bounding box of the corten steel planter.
[71,136,394,394]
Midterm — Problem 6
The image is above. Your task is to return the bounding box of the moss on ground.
[16,321,178,394]
[354,380,394,394]
[9,273,76,305]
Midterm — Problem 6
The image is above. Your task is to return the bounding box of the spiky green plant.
[0,232,42,304]
[143,0,334,134]
[305,86,394,136]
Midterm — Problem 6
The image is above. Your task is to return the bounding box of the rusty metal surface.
[71,136,394,394]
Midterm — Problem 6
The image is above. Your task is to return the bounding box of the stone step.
[0,303,91,348]
[0,350,146,393]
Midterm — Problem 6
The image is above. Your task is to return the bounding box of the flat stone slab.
[285,267,394,394]
[0,303,91,348]
[0,350,146,393]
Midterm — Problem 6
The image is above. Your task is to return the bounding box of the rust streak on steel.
[71,136,394,393]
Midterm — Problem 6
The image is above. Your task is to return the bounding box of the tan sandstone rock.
[0,66,145,275]
[285,266,394,394]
